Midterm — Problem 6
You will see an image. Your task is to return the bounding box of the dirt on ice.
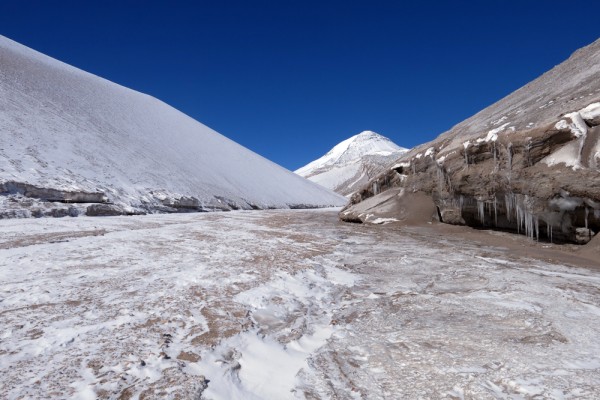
[1,209,599,399]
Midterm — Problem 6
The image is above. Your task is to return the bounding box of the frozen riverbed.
[1,209,599,399]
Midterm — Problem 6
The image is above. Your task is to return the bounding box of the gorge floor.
[1,209,599,399]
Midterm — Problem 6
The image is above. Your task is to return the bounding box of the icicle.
[507,142,513,182]
[436,165,445,195]
[494,197,498,226]
[492,142,497,169]
[516,198,522,234]
[585,207,589,229]
[372,182,379,195]
[525,141,532,167]
[446,173,453,194]
[478,200,485,225]
[505,194,511,223]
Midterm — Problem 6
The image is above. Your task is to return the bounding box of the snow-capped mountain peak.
[296,131,408,196]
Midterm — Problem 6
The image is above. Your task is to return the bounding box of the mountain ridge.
[296,131,408,196]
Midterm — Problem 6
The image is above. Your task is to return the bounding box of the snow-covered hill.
[295,131,408,196]
[0,35,345,217]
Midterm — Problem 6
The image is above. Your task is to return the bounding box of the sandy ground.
[1,209,600,399]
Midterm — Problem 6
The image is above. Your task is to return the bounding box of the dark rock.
[86,204,123,216]
[1,181,107,203]
[440,208,466,225]
[160,196,201,210]
[0,209,30,219]
[45,208,70,218]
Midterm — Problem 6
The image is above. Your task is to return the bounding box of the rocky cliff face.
[342,39,600,244]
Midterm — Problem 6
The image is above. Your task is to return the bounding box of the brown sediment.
[395,220,600,270]
[0,229,107,249]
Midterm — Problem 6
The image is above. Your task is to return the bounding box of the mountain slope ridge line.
[0,35,346,218]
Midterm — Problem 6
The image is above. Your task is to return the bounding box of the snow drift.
[0,35,345,217]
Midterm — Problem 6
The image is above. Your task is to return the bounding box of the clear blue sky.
[1,1,599,170]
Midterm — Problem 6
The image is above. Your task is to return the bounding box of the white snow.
[491,116,508,125]
[1,209,600,398]
[0,35,345,211]
[391,161,410,170]
[543,102,600,170]
[368,217,399,224]
[487,122,510,137]
[580,102,600,122]
[555,119,570,130]
[295,131,408,195]
[305,163,362,195]
[563,112,588,137]
[295,131,405,176]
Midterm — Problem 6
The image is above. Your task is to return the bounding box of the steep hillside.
[296,131,408,196]
[342,38,600,243]
[0,36,345,217]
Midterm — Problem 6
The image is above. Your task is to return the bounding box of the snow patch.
[487,122,510,138]
[555,110,588,137]
[542,141,582,170]
[369,217,399,225]
[580,102,600,122]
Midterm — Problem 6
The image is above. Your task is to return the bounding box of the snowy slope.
[296,131,408,196]
[0,35,345,216]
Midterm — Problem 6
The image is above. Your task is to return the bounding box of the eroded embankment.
[343,102,600,245]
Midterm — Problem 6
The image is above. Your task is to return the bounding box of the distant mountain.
[342,38,600,244]
[0,35,346,217]
[296,131,408,196]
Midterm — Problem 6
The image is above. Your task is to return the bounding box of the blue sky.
[1,1,599,170]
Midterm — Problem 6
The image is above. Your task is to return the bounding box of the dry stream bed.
[0,209,599,399]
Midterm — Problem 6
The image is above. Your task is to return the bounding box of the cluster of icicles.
[446,193,599,242]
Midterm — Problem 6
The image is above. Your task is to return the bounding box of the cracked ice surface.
[1,210,600,399]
